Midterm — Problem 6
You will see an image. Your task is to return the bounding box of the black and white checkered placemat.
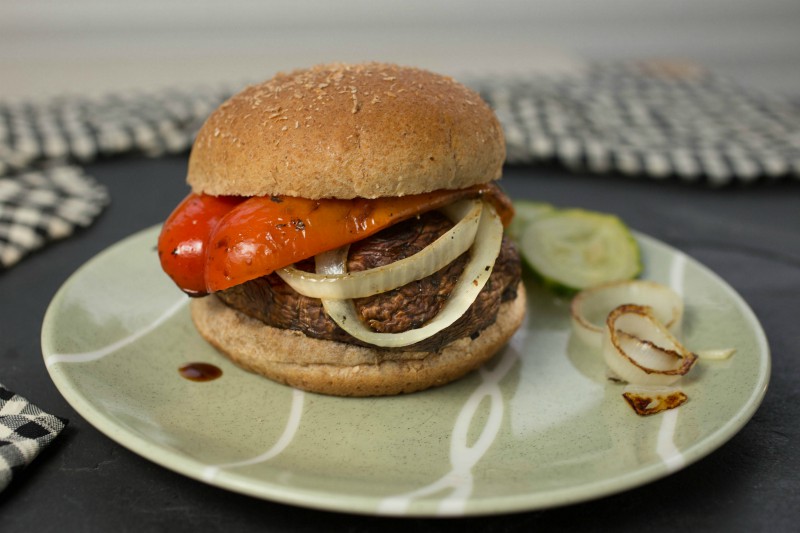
[0,84,233,269]
[0,85,231,175]
[0,383,68,491]
[474,61,800,185]
[0,166,109,267]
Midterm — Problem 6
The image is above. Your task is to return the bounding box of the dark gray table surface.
[1,156,798,531]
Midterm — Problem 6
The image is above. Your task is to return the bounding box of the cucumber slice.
[517,208,641,294]
[506,200,555,241]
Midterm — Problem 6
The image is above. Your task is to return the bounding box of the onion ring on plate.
[571,280,683,349]
[603,304,697,386]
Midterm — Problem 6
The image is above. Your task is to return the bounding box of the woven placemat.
[474,61,800,185]
[0,383,68,491]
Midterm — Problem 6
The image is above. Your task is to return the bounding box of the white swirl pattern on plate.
[657,251,688,471]
[378,333,523,515]
[201,388,306,482]
[45,297,187,367]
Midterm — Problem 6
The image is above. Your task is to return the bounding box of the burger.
[157,62,525,396]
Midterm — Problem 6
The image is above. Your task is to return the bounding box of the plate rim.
[41,225,771,516]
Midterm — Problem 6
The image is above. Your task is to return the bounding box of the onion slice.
[695,348,736,360]
[276,200,482,299]
[603,304,697,386]
[318,201,505,348]
[571,280,683,349]
[621,384,689,416]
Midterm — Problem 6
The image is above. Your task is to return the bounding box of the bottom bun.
[190,282,526,396]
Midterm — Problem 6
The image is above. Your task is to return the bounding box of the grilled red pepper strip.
[158,183,513,295]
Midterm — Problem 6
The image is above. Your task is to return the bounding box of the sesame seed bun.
[187,62,505,199]
[190,283,526,397]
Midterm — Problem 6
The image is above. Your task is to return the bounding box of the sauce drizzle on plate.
[179,362,222,382]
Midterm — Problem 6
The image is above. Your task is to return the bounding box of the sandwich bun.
[187,62,505,199]
[180,62,521,396]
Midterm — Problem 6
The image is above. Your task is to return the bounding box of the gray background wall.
[3,0,799,99]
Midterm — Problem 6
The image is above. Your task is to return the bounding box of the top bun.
[187,62,505,199]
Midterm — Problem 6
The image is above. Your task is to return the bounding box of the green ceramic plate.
[42,226,769,516]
